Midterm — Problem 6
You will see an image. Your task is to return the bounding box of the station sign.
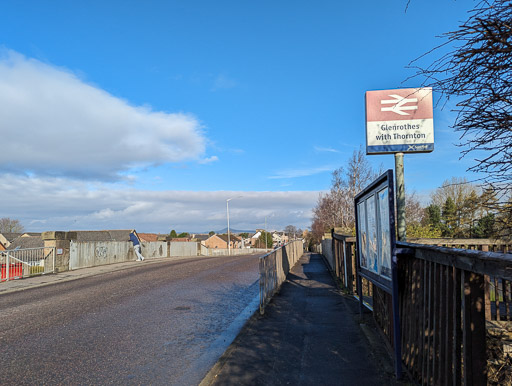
[365,87,434,154]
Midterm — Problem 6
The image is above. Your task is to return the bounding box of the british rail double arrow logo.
[380,94,419,116]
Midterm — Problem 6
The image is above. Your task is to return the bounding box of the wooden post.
[445,265,454,382]
[485,275,492,320]
[453,268,462,386]
[463,271,487,385]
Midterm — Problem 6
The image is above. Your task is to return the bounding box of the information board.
[354,169,395,292]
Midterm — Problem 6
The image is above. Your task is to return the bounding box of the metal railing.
[259,240,304,314]
[1,247,56,281]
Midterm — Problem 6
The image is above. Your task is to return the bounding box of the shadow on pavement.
[202,253,400,386]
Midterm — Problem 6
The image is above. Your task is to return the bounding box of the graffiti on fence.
[95,246,107,259]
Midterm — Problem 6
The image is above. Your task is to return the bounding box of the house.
[138,233,160,242]
[250,231,261,247]
[272,232,289,246]
[192,234,210,245]
[0,233,23,248]
[6,235,44,250]
[204,234,241,249]
[0,233,42,250]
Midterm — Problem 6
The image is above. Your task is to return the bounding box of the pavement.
[201,253,400,386]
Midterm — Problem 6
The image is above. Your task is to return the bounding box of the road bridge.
[0,255,261,385]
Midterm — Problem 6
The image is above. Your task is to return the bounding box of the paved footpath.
[202,253,398,386]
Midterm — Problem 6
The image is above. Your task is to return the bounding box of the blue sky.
[0,0,482,233]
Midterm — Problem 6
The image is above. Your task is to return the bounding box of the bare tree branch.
[409,0,512,235]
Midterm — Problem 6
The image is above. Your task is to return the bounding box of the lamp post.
[226,196,242,255]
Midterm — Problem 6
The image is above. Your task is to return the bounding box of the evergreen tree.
[258,231,273,248]
[441,198,457,237]
[473,213,496,239]
[425,204,441,231]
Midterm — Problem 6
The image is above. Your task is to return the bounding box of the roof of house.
[193,234,209,241]
[138,233,159,242]
[215,234,241,243]
[0,232,40,248]
[22,232,42,237]
[71,230,133,242]
[7,235,44,250]
[0,233,24,243]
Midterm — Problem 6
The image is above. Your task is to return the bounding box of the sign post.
[365,87,434,241]
[362,88,434,379]
[395,153,406,241]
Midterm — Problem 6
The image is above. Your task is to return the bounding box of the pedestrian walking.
[129,230,145,261]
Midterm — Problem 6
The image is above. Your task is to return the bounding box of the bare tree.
[0,218,25,233]
[405,191,425,225]
[410,0,512,195]
[430,177,479,210]
[311,148,379,240]
[284,225,298,239]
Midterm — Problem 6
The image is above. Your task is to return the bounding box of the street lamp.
[226,196,242,255]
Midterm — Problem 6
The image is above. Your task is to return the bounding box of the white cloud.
[269,165,334,179]
[314,146,340,153]
[212,74,238,90]
[198,155,219,164]
[0,174,320,233]
[0,50,207,180]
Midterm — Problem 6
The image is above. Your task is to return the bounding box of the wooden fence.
[326,233,512,385]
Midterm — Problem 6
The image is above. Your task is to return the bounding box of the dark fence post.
[463,271,487,385]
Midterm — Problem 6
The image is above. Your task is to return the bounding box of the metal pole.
[393,156,405,378]
[395,152,406,241]
[265,217,267,249]
[227,199,231,256]
[6,251,10,281]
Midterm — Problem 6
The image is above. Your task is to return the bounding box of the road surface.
[0,254,261,385]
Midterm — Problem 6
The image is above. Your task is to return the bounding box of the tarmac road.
[0,254,261,385]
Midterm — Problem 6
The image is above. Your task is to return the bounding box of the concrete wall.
[321,237,334,271]
[53,236,270,271]
[203,247,268,256]
[70,240,175,269]
[70,241,133,270]
[169,241,198,257]
[259,240,304,314]
[42,231,76,272]
[141,241,167,259]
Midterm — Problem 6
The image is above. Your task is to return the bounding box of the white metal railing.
[0,247,56,282]
[259,240,304,314]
